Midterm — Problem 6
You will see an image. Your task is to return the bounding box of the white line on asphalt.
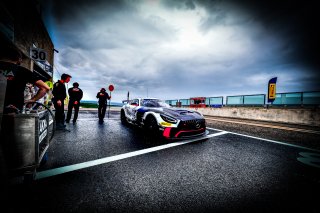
[207,127,320,153]
[36,131,228,180]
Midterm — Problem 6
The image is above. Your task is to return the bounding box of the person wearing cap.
[96,88,111,123]
[52,73,71,130]
[66,82,83,124]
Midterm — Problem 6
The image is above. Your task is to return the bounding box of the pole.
[108,91,111,118]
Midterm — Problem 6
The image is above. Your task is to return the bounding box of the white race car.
[121,98,206,139]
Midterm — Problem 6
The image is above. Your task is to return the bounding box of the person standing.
[52,73,71,130]
[66,82,83,124]
[96,88,110,123]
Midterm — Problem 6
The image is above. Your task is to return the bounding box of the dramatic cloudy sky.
[41,0,320,102]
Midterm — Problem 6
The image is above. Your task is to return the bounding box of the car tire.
[121,109,128,125]
[144,115,159,136]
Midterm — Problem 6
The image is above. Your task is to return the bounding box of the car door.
[126,99,139,121]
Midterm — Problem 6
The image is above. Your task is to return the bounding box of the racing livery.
[121,98,206,139]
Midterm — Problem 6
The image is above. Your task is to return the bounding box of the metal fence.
[165,100,178,106]
[206,97,223,107]
[165,91,320,107]
[179,99,190,106]
[273,91,320,105]
[226,94,265,106]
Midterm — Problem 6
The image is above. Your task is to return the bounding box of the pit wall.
[193,107,320,127]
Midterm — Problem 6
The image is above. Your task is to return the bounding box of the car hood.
[161,107,203,120]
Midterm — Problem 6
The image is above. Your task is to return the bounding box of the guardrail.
[166,91,320,107]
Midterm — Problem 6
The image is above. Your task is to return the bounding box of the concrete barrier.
[80,106,319,127]
[194,107,320,127]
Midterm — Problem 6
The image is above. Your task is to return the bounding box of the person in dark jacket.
[52,73,71,130]
[66,82,83,123]
[96,88,111,123]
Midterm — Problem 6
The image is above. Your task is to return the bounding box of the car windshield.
[141,99,171,108]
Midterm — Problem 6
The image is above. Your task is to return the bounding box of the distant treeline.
[80,101,123,108]
[80,102,98,108]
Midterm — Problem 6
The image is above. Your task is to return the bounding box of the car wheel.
[121,109,128,125]
[144,116,159,136]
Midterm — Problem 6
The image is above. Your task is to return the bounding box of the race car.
[121,98,206,139]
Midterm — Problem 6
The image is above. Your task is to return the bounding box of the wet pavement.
[2,110,320,212]
[204,115,320,150]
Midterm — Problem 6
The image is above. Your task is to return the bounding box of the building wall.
[1,0,54,75]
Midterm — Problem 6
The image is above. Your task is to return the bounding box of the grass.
[80,102,98,108]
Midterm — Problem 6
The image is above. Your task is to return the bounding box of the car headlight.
[160,114,177,124]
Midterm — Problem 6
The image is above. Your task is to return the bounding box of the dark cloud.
[46,0,130,23]
[161,0,196,10]
[201,0,320,70]
[161,0,320,72]
[47,0,320,67]
[41,0,319,101]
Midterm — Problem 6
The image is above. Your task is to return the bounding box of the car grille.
[164,119,206,138]
[179,119,205,130]
[177,129,206,138]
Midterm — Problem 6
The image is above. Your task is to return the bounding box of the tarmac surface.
[2,110,320,212]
